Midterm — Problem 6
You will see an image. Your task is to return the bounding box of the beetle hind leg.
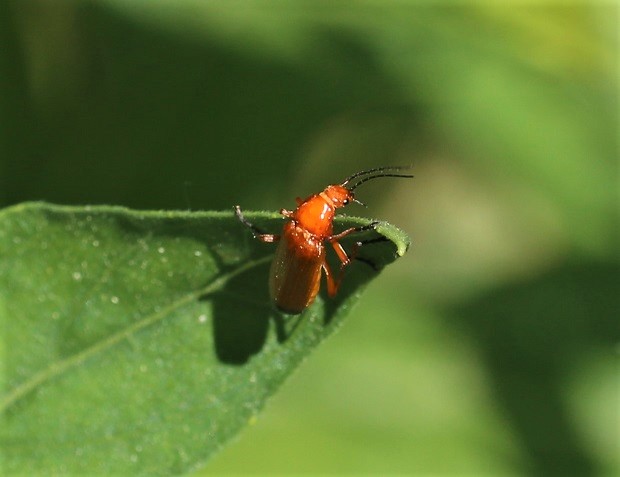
[234,205,280,243]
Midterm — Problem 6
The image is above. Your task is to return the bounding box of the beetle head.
[323,184,354,208]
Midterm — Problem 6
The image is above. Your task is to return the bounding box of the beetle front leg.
[327,221,379,265]
[327,221,379,243]
[328,221,384,271]
[234,205,280,243]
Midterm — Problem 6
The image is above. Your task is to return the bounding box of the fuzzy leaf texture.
[0,202,410,476]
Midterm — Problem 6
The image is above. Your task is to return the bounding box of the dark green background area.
[1,1,618,475]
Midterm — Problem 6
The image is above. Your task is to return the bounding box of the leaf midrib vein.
[0,256,271,413]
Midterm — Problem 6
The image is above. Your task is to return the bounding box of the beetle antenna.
[341,165,413,187]
[348,169,414,192]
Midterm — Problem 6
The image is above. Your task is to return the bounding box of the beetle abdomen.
[269,222,324,314]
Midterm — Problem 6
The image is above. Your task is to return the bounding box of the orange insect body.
[268,221,325,314]
[292,185,350,236]
[235,166,412,314]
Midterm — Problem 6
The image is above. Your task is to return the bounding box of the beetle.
[234,165,413,314]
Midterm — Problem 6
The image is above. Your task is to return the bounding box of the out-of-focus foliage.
[1,1,617,475]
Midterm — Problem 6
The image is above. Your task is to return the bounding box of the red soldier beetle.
[234,165,413,314]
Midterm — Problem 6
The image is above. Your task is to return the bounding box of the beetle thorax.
[294,195,335,237]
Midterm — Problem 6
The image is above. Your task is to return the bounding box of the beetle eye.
[343,199,349,205]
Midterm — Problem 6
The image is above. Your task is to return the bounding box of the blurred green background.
[1,1,618,475]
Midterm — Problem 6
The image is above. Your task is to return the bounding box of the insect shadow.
[199,257,307,365]
[201,259,273,365]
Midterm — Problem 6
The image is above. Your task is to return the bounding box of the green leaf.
[0,201,409,476]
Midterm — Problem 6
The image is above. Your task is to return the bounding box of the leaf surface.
[0,202,409,475]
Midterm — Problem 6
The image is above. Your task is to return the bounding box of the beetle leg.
[327,221,379,242]
[280,208,294,218]
[324,240,357,298]
[331,240,353,267]
[351,254,381,271]
[356,236,388,246]
[322,259,341,297]
[325,238,373,296]
[326,221,379,265]
[234,205,280,243]
[328,222,385,271]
